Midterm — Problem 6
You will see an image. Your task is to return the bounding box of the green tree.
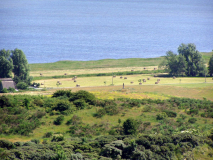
[123,118,137,135]
[0,49,13,78]
[178,43,205,76]
[11,49,31,84]
[208,54,213,76]
[160,43,205,76]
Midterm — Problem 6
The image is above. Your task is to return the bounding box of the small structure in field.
[131,70,134,71]
[154,68,157,70]
[173,76,176,79]
[64,73,67,75]
[0,78,16,90]
[113,75,116,78]
[130,81,134,84]
[143,79,146,82]
[40,73,43,76]
[41,83,44,85]
[76,84,80,87]
[155,82,159,84]
[139,82,142,85]
[120,76,123,79]
[124,77,127,79]
[147,78,150,80]
[144,67,146,70]
[74,80,76,82]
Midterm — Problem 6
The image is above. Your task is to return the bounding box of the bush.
[52,90,72,98]
[1,88,8,93]
[43,131,53,138]
[16,82,28,89]
[69,90,96,105]
[188,118,197,124]
[123,118,137,135]
[164,110,177,117]
[51,134,64,142]
[156,112,168,120]
[54,100,71,112]
[73,99,87,110]
[54,115,64,125]
[31,139,40,144]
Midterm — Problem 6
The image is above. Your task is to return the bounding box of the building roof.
[0,78,13,81]
[0,78,16,89]
[1,81,16,89]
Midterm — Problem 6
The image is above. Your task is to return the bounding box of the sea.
[0,0,213,64]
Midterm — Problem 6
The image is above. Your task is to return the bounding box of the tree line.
[0,48,31,90]
[159,43,213,76]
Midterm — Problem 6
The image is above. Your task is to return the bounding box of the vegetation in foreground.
[1,90,213,159]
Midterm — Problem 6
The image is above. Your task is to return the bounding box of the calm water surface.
[0,0,213,63]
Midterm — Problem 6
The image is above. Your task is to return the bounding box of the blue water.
[0,0,213,64]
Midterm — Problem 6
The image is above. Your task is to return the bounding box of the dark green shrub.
[16,82,28,89]
[187,108,199,115]
[69,90,96,105]
[52,89,72,98]
[1,88,8,93]
[164,110,177,117]
[188,117,197,124]
[54,100,71,112]
[142,105,152,112]
[104,105,119,116]
[73,99,87,110]
[31,139,40,144]
[54,115,64,125]
[43,131,53,138]
[14,142,22,147]
[0,140,15,149]
[156,112,168,120]
[123,118,137,135]
[51,134,64,142]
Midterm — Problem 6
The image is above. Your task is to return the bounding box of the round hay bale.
[155,82,158,84]
[113,75,116,78]
[144,67,146,69]
[57,81,60,83]
[120,76,123,79]
[41,83,44,85]
[131,70,134,71]
[147,78,150,80]
[139,83,142,85]
[40,73,43,76]
[64,73,67,75]
[74,80,76,82]
[76,84,80,87]
[130,81,134,84]
[124,77,127,79]
[143,79,146,82]
[154,68,156,70]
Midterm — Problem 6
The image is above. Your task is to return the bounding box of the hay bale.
[154,68,157,70]
[143,79,146,82]
[64,73,67,75]
[40,73,43,76]
[74,80,76,82]
[154,75,157,77]
[144,67,146,69]
[130,81,134,84]
[155,82,159,84]
[57,81,60,83]
[131,70,134,71]
[124,77,127,79]
[76,84,80,87]
[120,76,123,79]
[147,78,150,80]
[41,83,44,85]
[139,83,142,85]
[113,75,116,78]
